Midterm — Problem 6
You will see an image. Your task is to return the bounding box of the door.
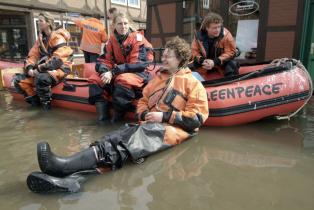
[302,1,314,79]
[306,3,314,78]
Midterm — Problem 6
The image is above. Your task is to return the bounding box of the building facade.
[146,0,313,79]
[0,0,148,62]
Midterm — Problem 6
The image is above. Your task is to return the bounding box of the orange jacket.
[97,30,153,76]
[25,28,73,78]
[191,27,236,66]
[74,18,108,54]
[136,68,209,145]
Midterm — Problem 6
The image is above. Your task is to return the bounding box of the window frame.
[62,20,84,57]
[33,18,61,41]
[111,0,140,9]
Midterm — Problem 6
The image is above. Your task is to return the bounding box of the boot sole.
[27,172,70,193]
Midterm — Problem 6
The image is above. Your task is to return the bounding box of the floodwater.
[0,91,314,210]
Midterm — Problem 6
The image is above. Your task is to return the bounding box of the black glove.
[48,57,63,69]
[38,57,63,72]
[95,63,109,74]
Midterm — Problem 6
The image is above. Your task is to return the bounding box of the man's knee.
[224,60,239,76]
[36,73,54,87]
[112,85,135,111]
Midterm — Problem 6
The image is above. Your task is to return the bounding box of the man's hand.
[28,69,39,77]
[101,71,113,84]
[49,70,58,76]
[202,59,214,70]
[145,112,163,123]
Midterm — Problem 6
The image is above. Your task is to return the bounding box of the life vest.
[99,30,153,70]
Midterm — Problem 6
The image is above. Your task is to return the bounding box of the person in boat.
[107,7,118,34]
[191,12,239,78]
[13,12,73,110]
[26,36,209,193]
[88,12,154,123]
[67,13,108,63]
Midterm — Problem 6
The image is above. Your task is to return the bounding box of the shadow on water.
[0,91,314,210]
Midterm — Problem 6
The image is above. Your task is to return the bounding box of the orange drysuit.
[191,27,237,77]
[15,28,73,99]
[91,67,208,169]
[74,18,108,54]
[136,67,209,145]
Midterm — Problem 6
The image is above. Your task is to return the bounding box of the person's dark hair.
[165,36,191,68]
[39,12,55,31]
[200,12,223,30]
[92,13,101,20]
[108,7,118,15]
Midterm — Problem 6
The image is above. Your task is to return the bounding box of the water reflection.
[1,91,314,210]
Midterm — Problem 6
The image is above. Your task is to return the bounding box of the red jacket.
[97,30,154,76]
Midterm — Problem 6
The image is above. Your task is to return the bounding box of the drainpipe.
[300,0,310,62]
[103,0,109,35]
[195,0,202,30]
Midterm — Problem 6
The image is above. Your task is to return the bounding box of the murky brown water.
[0,91,314,210]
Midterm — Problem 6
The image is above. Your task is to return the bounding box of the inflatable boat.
[0,60,23,90]
[2,58,313,126]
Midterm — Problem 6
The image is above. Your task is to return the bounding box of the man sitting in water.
[26,36,209,193]
[191,12,239,79]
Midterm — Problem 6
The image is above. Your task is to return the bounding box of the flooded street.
[0,91,314,210]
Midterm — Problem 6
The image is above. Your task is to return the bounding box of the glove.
[95,63,109,74]
[38,57,63,72]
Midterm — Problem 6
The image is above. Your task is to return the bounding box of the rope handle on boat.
[62,78,90,87]
[271,58,313,120]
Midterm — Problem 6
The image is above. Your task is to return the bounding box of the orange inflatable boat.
[2,58,313,126]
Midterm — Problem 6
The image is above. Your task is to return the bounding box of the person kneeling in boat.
[191,12,239,79]
[88,13,154,123]
[26,36,209,193]
[13,12,73,110]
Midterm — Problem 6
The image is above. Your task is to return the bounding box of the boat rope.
[202,62,287,87]
[271,58,313,121]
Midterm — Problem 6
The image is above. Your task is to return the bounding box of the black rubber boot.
[95,101,110,121]
[27,171,86,193]
[37,142,98,177]
[25,95,40,107]
[110,111,125,123]
[41,100,52,110]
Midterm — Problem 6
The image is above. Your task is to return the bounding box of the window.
[128,0,140,8]
[63,21,83,56]
[203,0,210,9]
[33,18,83,56]
[0,14,28,60]
[228,0,260,61]
[111,0,140,8]
[34,18,61,41]
[111,0,127,5]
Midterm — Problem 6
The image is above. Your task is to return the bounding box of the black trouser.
[111,84,140,114]
[35,73,57,102]
[222,59,239,76]
[91,123,169,170]
[88,84,142,113]
[83,51,99,63]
